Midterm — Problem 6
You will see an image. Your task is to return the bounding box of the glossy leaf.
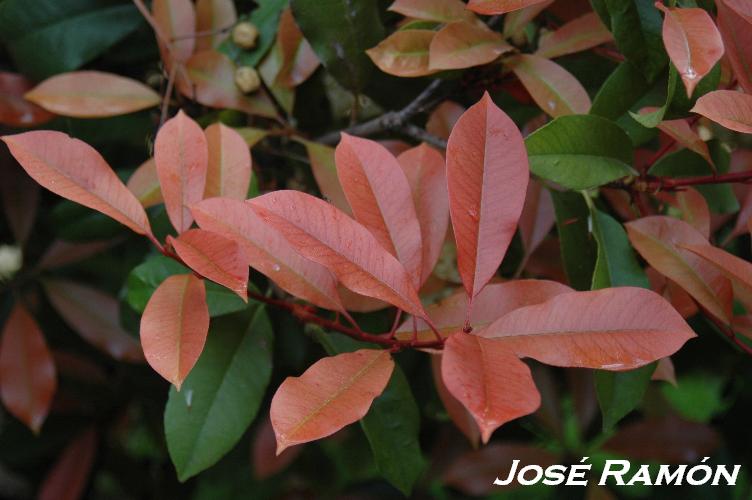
[203,123,252,200]
[191,197,344,312]
[37,428,97,500]
[270,349,394,453]
[44,279,144,362]
[397,144,449,285]
[153,0,196,69]
[25,71,161,118]
[165,307,273,480]
[482,287,696,369]
[446,92,529,299]
[140,274,210,389]
[195,0,236,51]
[431,354,480,446]
[275,8,320,88]
[388,0,473,22]
[691,90,752,134]
[154,110,208,233]
[249,191,426,316]
[626,216,733,324]
[0,72,54,127]
[168,229,248,300]
[442,333,540,443]
[366,30,437,78]
[127,158,163,209]
[509,54,590,117]
[590,207,650,290]
[0,304,56,433]
[551,190,597,290]
[717,0,752,95]
[595,364,656,431]
[590,60,651,120]
[536,12,612,59]
[336,134,422,286]
[467,0,549,15]
[683,244,752,313]
[656,3,723,98]
[428,22,512,71]
[1,131,153,237]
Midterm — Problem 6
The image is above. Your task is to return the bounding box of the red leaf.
[252,415,303,479]
[724,0,752,24]
[0,148,39,245]
[366,30,438,78]
[168,229,248,300]
[655,187,710,238]
[195,0,236,51]
[397,144,449,285]
[203,123,252,199]
[536,12,612,59]
[467,0,549,15]
[25,71,161,118]
[626,216,733,324]
[271,349,394,453]
[153,0,195,69]
[249,190,426,316]
[388,0,475,23]
[275,8,320,88]
[446,92,529,300]
[43,280,144,362]
[481,287,696,369]
[691,90,752,134]
[508,54,591,117]
[127,158,163,209]
[1,131,153,237]
[192,197,344,311]
[717,0,752,94]
[426,101,465,140]
[428,21,513,71]
[518,179,555,259]
[649,113,715,168]
[0,304,56,433]
[155,110,208,233]
[430,354,480,446]
[38,428,98,500]
[295,139,351,214]
[442,333,540,443]
[140,274,210,388]
[683,244,752,312]
[336,134,423,287]
[0,72,54,127]
[656,3,724,97]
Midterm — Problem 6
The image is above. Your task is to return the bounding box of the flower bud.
[232,22,259,49]
[234,66,261,94]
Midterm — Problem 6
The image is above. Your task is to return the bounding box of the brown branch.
[610,170,752,193]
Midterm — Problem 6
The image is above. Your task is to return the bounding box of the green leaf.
[165,306,274,481]
[661,373,729,423]
[0,0,143,80]
[314,330,426,496]
[126,255,247,317]
[595,363,656,431]
[649,142,739,214]
[525,115,637,190]
[591,61,651,120]
[590,207,650,290]
[219,0,287,68]
[551,191,597,291]
[599,0,667,83]
[290,0,385,92]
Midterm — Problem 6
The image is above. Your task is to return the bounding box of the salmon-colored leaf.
[426,101,465,140]
[649,113,715,168]
[294,138,351,214]
[1,131,153,237]
[442,333,540,443]
[656,3,724,98]
[717,0,752,94]
[168,229,248,300]
[203,123,252,199]
[195,0,236,51]
[683,244,752,313]
[275,8,320,88]
[430,354,480,446]
[155,110,208,233]
[536,12,612,59]
[140,274,210,388]
[508,54,591,117]
[249,191,427,316]
[397,144,449,285]
[652,357,677,385]
[252,415,303,479]
[0,72,54,127]
[37,239,117,271]
[503,1,553,39]
[44,280,144,362]
[0,304,56,433]
[153,0,196,69]
[467,0,549,15]
[271,349,394,453]
[691,90,752,134]
[626,216,733,324]
[38,428,98,500]
[428,21,513,70]
[388,0,474,23]
[366,30,438,78]
[656,188,710,238]
[127,158,163,209]
[336,134,423,287]
[446,92,529,299]
[191,197,344,312]
[25,71,161,118]
[481,287,696,369]
[180,50,279,118]
[518,179,555,259]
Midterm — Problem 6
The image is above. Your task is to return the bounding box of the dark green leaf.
[595,363,656,431]
[165,307,274,481]
[291,0,384,92]
[590,207,649,290]
[219,0,287,68]
[0,0,143,80]
[591,61,651,120]
[551,191,597,291]
[525,115,636,190]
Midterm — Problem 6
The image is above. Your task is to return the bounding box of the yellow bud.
[232,22,259,49]
[234,66,261,94]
